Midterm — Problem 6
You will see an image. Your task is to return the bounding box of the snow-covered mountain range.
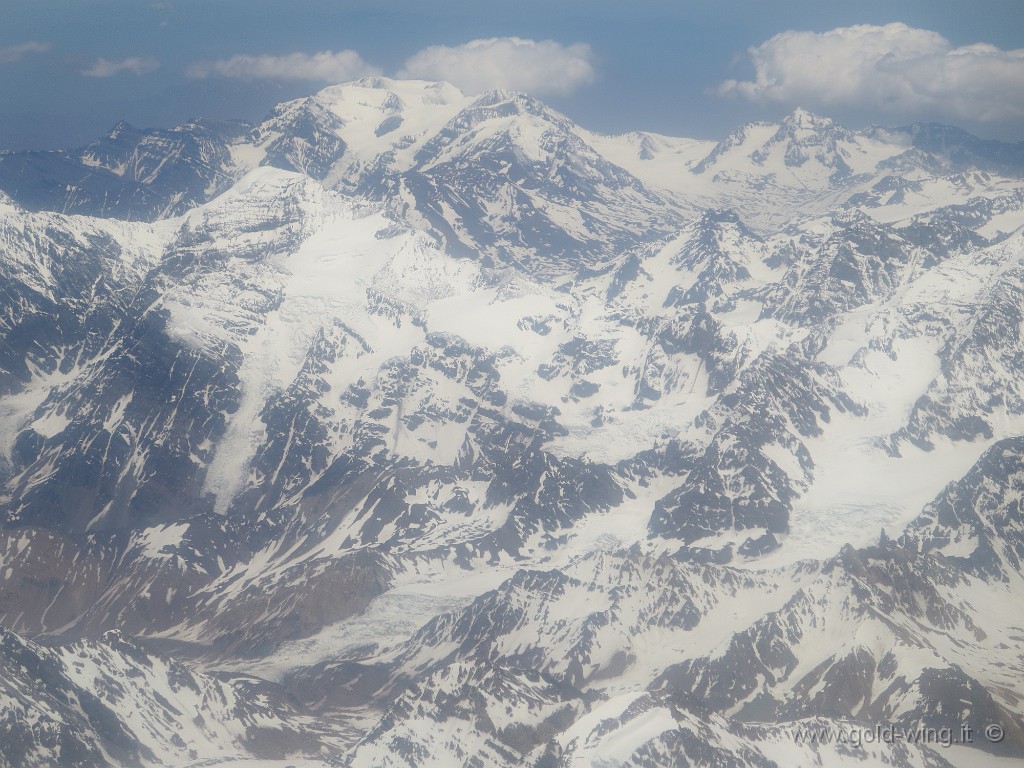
[1,77,1024,767]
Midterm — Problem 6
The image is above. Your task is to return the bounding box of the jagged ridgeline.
[1,77,1023,767]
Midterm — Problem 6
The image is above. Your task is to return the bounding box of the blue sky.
[2,0,1023,150]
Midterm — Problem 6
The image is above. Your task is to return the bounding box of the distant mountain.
[882,122,1024,179]
[0,119,248,220]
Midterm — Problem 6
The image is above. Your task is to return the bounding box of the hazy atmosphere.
[2,0,1023,149]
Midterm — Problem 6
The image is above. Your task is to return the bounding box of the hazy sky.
[2,0,1023,150]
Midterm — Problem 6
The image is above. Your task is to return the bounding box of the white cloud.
[398,37,595,96]
[0,41,50,64]
[82,56,160,78]
[718,23,1024,124]
[186,50,379,81]
[183,38,595,96]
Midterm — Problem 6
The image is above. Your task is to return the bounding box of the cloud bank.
[186,50,379,81]
[718,23,1024,125]
[0,41,50,64]
[185,37,595,97]
[398,37,595,96]
[82,56,160,77]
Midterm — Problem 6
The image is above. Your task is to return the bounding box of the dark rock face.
[649,352,856,550]
[0,211,148,393]
[375,91,687,277]
[901,437,1024,580]
[253,99,348,179]
[4,308,240,531]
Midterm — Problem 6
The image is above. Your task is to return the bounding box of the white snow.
[133,523,190,559]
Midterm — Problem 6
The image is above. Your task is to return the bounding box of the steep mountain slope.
[0,626,336,767]
[0,81,1023,767]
